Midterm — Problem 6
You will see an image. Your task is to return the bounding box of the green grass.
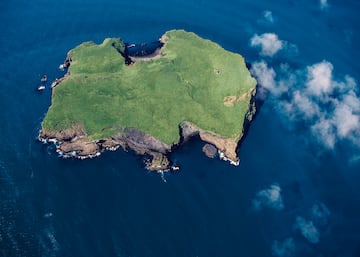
[42,30,257,145]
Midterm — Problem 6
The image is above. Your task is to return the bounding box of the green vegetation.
[42,30,256,145]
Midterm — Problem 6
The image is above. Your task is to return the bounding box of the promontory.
[39,29,257,171]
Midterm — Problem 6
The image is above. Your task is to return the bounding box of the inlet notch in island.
[40,30,257,171]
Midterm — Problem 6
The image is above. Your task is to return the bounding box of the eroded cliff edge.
[39,86,257,171]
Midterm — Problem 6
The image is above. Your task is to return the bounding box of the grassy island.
[40,30,257,170]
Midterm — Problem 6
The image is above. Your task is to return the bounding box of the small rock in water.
[202,144,217,158]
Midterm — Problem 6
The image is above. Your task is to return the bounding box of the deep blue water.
[1,0,360,256]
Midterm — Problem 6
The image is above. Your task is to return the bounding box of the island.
[39,30,257,171]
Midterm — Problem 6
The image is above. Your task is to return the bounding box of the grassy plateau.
[42,30,257,145]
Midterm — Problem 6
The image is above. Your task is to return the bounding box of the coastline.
[128,34,166,63]
[129,48,164,62]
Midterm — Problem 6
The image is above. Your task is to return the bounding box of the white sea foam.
[159,170,167,183]
[106,145,120,151]
[218,151,240,166]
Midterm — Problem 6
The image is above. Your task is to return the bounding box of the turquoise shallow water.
[0,0,360,256]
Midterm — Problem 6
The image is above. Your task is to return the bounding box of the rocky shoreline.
[39,125,172,171]
[39,86,257,171]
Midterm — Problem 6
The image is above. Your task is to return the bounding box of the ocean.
[0,0,359,256]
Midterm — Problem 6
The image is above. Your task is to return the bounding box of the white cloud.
[255,59,360,149]
[305,62,360,147]
[343,89,360,112]
[250,33,283,57]
[311,116,336,148]
[251,61,275,89]
[250,61,289,98]
[306,61,334,96]
[263,10,274,23]
[252,184,284,211]
[349,154,360,165]
[307,68,360,148]
[320,0,328,9]
[291,90,321,119]
[272,238,295,257]
[311,202,330,225]
[333,102,360,138]
[295,216,320,244]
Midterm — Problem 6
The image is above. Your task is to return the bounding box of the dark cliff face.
[39,125,173,170]
[40,124,87,142]
[178,121,200,143]
[110,38,126,53]
[109,38,164,65]
[109,38,132,65]
[236,86,258,152]
[121,128,171,154]
[126,41,164,57]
